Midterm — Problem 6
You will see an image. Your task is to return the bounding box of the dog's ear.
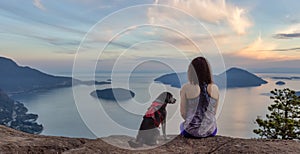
[166,92,172,102]
[166,92,176,104]
[164,92,173,103]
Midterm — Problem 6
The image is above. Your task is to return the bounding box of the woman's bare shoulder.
[182,82,191,88]
[208,83,219,100]
[208,83,219,90]
[181,83,200,99]
[181,82,198,90]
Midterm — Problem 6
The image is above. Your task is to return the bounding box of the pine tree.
[253,88,300,140]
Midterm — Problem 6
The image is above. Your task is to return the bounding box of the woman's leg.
[180,122,184,133]
[180,123,195,138]
[181,123,217,138]
[209,128,217,137]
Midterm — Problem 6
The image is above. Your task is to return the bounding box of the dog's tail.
[128,140,143,148]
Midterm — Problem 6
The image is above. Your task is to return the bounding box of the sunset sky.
[0,0,299,74]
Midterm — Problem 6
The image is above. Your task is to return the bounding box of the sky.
[0,0,299,74]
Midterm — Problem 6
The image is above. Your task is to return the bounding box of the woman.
[180,57,219,138]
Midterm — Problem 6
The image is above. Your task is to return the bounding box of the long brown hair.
[188,57,212,85]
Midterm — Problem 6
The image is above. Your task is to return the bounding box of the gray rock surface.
[0,125,299,154]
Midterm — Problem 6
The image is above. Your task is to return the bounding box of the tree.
[253,88,300,140]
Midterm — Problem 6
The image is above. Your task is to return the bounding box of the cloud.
[53,50,77,55]
[223,54,300,72]
[106,41,138,50]
[234,36,294,60]
[227,7,252,35]
[151,0,252,35]
[273,24,300,39]
[33,0,46,10]
[261,47,300,52]
[273,33,300,39]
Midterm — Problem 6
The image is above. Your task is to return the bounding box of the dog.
[128,92,176,148]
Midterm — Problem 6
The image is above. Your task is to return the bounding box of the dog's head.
[157,92,176,104]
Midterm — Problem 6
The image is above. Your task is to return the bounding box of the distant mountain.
[271,77,300,80]
[154,72,187,88]
[154,67,267,88]
[0,89,43,134]
[0,57,110,95]
[0,57,76,94]
[249,67,300,74]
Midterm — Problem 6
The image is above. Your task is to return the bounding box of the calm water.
[13,73,300,139]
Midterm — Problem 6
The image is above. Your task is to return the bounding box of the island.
[154,67,268,89]
[216,67,268,88]
[0,89,43,134]
[0,56,110,95]
[90,88,135,101]
[275,81,285,85]
[154,72,186,88]
[81,80,111,86]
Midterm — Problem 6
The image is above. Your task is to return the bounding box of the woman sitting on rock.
[180,57,219,138]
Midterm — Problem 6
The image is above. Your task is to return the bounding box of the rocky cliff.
[0,90,42,134]
[0,125,299,154]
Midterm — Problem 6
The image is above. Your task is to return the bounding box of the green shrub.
[254,88,300,139]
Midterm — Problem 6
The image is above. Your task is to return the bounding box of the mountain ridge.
[0,56,110,95]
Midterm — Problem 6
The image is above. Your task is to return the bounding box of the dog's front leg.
[162,118,169,140]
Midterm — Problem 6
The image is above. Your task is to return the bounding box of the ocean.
[13,72,300,139]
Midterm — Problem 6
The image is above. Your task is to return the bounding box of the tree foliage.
[254,88,300,140]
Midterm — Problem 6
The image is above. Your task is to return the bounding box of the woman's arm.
[180,88,187,119]
[208,84,219,115]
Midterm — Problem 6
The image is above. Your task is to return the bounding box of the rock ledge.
[0,125,299,153]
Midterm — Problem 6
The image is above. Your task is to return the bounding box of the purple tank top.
[183,84,217,137]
